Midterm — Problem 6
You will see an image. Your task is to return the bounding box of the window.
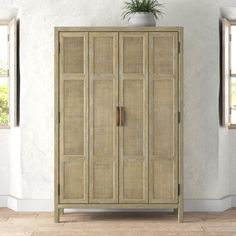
[0,24,9,125]
[0,19,17,127]
[230,25,236,125]
[222,18,236,128]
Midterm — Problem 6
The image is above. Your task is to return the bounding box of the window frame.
[222,18,236,129]
[0,20,10,128]
[229,20,236,129]
[0,18,17,128]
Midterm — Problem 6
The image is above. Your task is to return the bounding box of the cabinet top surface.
[55,26,183,32]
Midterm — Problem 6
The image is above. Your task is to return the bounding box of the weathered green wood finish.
[89,32,118,203]
[55,27,184,223]
[149,32,179,204]
[119,32,148,203]
[59,32,89,204]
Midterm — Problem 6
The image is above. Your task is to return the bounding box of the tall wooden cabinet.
[54,27,183,222]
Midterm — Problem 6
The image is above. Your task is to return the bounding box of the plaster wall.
[0,130,10,195]
[229,131,236,195]
[0,0,235,203]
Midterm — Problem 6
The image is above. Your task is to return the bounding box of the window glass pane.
[231,26,236,74]
[0,80,8,124]
[231,77,236,124]
[0,25,9,125]
[0,26,8,76]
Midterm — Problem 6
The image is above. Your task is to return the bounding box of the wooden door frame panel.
[57,32,89,206]
[118,32,149,203]
[88,32,119,203]
[148,32,179,204]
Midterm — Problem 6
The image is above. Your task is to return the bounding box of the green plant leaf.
[0,84,9,124]
[121,0,164,20]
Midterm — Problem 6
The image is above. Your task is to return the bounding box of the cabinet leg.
[173,208,178,215]
[59,208,64,216]
[178,205,184,223]
[54,208,60,223]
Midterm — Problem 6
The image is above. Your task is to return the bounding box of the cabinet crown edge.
[54,26,184,33]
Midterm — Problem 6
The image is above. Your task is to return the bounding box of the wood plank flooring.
[0,208,236,236]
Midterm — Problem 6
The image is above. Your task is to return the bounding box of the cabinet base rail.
[54,203,183,223]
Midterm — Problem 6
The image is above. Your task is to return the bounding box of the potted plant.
[122,0,164,26]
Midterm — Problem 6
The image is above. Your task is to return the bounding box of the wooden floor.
[0,208,236,236]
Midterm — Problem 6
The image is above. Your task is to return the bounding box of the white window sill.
[0,125,10,129]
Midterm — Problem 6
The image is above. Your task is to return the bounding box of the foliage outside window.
[0,24,9,125]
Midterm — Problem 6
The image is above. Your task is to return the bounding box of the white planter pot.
[128,12,156,26]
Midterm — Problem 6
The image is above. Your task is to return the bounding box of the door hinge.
[178,111,181,123]
[230,69,232,76]
[58,42,60,54]
[58,184,60,196]
[58,112,60,124]
[7,34,10,42]
[178,41,181,54]
[230,34,232,42]
[178,184,180,196]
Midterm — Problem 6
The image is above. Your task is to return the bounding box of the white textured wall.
[0,128,21,197]
[0,0,235,201]
[230,132,236,195]
[219,128,230,197]
[9,128,21,197]
[0,130,10,195]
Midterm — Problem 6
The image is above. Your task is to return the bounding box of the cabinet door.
[119,32,148,203]
[59,32,88,203]
[89,32,118,203]
[149,32,179,203]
